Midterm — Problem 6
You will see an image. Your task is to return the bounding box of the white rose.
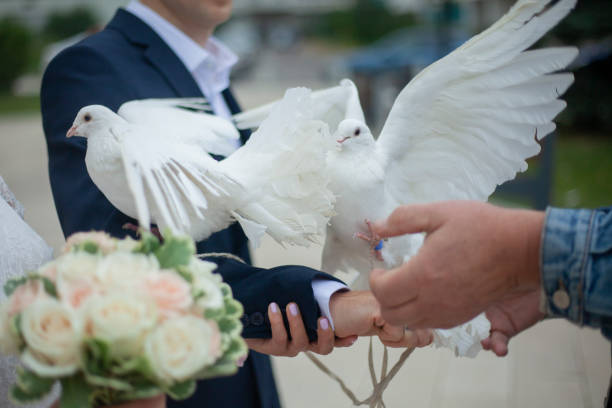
[62,231,116,254]
[145,316,221,383]
[191,275,224,314]
[82,294,157,358]
[144,271,192,319]
[189,259,223,314]
[20,298,82,377]
[55,252,101,308]
[96,252,159,291]
[0,303,21,355]
[115,236,139,252]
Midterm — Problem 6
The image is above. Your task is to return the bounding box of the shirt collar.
[125,1,238,74]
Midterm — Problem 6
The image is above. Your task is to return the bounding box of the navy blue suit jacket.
[41,9,340,408]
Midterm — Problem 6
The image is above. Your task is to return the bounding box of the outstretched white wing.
[376,0,578,204]
[118,126,241,238]
[119,98,240,157]
[233,79,365,134]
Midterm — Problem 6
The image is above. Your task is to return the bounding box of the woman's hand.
[245,302,357,357]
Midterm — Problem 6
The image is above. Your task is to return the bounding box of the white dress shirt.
[125,1,348,329]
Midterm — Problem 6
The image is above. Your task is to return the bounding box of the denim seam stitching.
[576,210,596,325]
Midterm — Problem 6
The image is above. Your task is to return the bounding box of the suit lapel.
[222,88,251,145]
[107,9,202,98]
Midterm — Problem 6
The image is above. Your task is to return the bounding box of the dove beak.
[337,136,350,144]
[66,125,78,138]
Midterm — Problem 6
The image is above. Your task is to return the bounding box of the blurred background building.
[0,1,610,407]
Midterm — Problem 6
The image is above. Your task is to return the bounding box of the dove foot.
[354,219,384,261]
[122,223,163,241]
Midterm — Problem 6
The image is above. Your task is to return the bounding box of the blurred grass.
[0,94,39,116]
[553,133,612,209]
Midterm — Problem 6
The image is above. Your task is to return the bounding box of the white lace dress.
[0,176,60,407]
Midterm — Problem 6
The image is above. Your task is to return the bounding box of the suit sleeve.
[41,45,344,342]
[210,257,343,340]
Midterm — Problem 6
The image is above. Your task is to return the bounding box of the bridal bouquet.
[0,231,247,408]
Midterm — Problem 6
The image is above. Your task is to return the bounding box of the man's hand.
[369,201,545,330]
[482,289,545,356]
[330,290,432,348]
[245,302,357,357]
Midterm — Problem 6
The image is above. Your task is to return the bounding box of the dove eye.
[354,128,361,136]
[84,114,92,122]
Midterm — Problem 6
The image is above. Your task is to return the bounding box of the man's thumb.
[372,203,444,239]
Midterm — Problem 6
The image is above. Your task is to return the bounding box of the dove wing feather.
[119,128,238,236]
[376,0,577,204]
[119,98,240,157]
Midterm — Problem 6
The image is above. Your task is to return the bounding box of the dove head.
[67,105,118,139]
[334,119,374,151]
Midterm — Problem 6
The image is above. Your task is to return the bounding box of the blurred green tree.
[552,0,612,133]
[0,17,33,92]
[43,6,98,41]
[313,0,417,45]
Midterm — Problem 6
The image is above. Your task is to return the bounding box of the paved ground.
[0,44,610,407]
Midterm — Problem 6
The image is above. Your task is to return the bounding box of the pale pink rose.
[8,280,48,317]
[144,271,192,319]
[62,231,116,254]
[38,261,58,282]
[62,281,96,309]
[207,320,222,360]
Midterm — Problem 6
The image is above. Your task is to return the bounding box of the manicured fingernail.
[270,302,278,314]
[320,318,329,330]
[289,303,298,316]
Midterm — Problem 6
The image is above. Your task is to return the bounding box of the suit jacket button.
[241,314,250,327]
[251,312,264,326]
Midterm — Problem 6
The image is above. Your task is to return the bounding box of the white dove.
[235,0,578,356]
[68,88,336,247]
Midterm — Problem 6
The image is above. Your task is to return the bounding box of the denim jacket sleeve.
[540,206,612,340]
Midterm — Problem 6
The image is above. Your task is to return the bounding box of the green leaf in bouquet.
[4,276,27,296]
[84,372,133,392]
[78,241,100,254]
[175,265,193,283]
[194,357,238,380]
[10,384,46,404]
[164,379,196,400]
[224,337,248,362]
[110,355,155,379]
[223,297,244,320]
[37,276,58,298]
[114,374,162,401]
[60,374,94,408]
[220,282,232,298]
[217,317,242,337]
[203,307,224,320]
[83,338,113,374]
[15,366,55,396]
[119,380,162,401]
[133,231,161,255]
[9,366,55,404]
[154,233,195,269]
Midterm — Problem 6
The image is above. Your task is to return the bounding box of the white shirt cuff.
[311,279,349,331]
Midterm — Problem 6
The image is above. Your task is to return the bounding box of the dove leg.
[354,219,384,261]
[122,222,163,241]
